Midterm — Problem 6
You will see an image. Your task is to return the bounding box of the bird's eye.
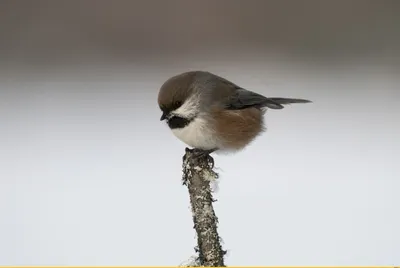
[174,101,183,108]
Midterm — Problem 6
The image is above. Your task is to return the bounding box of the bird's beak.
[160,112,167,121]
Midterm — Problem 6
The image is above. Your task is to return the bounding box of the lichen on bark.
[182,148,226,267]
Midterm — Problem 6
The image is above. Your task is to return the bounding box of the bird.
[158,71,311,158]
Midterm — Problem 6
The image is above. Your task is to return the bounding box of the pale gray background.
[0,0,399,266]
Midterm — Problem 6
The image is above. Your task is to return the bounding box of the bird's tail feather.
[269,97,312,104]
[260,97,311,109]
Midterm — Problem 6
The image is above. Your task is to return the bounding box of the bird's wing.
[224,88,284,110]
[204,72,286,110]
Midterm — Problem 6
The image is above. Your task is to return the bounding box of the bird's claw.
[189,148,215,169]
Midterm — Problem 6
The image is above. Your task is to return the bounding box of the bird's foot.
[186,148,216,169]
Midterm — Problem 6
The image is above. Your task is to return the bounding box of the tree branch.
[182,148,226,267]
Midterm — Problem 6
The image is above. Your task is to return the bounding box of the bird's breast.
[170,116,219,150]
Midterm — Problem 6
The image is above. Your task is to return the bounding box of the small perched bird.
[158,71,311,158]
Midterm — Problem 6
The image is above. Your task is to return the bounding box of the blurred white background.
[0,0,399,266]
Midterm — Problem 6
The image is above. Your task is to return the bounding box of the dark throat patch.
[167,116,193,129]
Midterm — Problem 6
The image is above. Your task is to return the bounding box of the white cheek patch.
[171,95,199,119]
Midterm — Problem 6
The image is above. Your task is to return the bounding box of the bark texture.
[182,148,226,267]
